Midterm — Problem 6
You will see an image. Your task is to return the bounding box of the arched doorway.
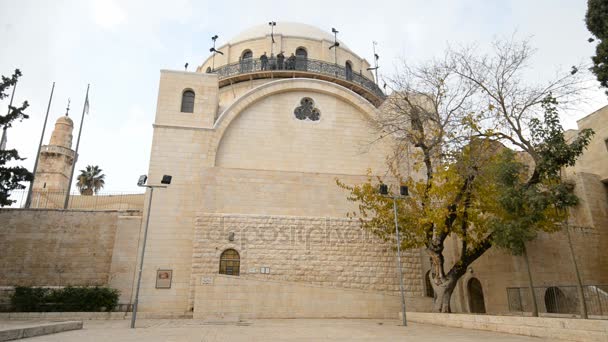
[345,61,353,81]
[219,249,240,276]
[295,47,307,71]
[467,278,486,313]
[545,287,568,313]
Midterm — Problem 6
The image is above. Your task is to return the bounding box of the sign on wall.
[156,269,173,289]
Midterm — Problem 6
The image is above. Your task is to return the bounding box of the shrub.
[10,286,119,312]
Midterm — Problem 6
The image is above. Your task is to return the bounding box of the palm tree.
[76,165,106,195]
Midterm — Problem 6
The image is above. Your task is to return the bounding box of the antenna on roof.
[209,35,223,71]
[65,98,71,116]
[366,41,380,84]
[268,21,276,56]
[329,28,340,65]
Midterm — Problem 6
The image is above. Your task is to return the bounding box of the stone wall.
[190,213,425,311]
[407,312,608,342]
[194,275,431,320]
[0,209,141,293]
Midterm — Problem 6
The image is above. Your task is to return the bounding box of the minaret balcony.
[41,145,75,159]
[210,58,386,107]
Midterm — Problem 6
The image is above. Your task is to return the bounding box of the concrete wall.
[194,275,430,319]
[0,209,141,297]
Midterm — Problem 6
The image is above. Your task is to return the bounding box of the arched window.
[240,49,253,72]
[219,249,240,276]
[467,278,486,313]
[345,61,353,81]
[544,287,573,314]
[242,49,253,60]
[425,270,435,298]
[295,47,307,71]
[206,66,212,73]
[180,90,195,113]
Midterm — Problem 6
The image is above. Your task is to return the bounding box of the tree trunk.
[432,275,458,313]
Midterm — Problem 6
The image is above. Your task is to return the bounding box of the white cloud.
[92,0,127,31]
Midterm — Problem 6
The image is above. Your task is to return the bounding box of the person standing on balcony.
[260,52,268,70]
[277,51,285,70]
[269,53,276,70]
[287,53,296,70]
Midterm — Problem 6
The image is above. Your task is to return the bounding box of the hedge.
[10,286,120,312]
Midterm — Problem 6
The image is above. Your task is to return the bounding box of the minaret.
[31,110,76,195]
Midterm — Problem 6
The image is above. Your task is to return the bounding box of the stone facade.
[0,209,142,304]
[134,23,423,317]
[190,214,423,312]
[194,275,431,320]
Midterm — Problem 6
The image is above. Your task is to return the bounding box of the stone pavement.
[13,319,548,341]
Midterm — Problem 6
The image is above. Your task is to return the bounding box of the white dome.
[228,22,347,48]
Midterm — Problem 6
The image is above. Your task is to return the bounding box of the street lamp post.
[130,174,172,329]
[380,184,409,326]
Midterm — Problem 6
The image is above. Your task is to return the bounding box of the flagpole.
[63,84,90,209]
[0,79,18,150]
[25,82,55,208]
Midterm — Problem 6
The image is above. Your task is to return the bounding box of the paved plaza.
[10,319,548,341]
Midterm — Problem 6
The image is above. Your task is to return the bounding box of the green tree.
[338,39,593,312]
[76,165,106,195]
[0,69,32,207]
[586,0,608,95]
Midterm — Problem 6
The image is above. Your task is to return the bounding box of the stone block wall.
[194,275,431,320]
[190,213,425,311]
[0,209,141,291]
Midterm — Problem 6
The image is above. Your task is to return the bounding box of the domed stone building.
[139,22,429,318]
[3,21,605,321]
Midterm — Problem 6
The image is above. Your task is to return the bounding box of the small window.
[604,138,608,152]
[219,249,240,276]
[206,66,212,73]
[181,90,195,113]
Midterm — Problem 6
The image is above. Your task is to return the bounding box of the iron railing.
[4,190,145,211]
[507,285,608,318]
[210,57,385,100]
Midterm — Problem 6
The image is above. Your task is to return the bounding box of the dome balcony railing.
[209,57,386,107]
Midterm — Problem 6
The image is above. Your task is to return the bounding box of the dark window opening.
[345,61,353,81]
[295,47,307,71]
[180,90,195,113]
[240,50,253,73]
[219,249,240,276]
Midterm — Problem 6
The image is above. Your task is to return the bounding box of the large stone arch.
[207,78,379,166]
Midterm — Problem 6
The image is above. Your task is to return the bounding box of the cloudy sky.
[1,0,606,193]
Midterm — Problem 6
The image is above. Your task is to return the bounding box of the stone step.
[0,321,82,341]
